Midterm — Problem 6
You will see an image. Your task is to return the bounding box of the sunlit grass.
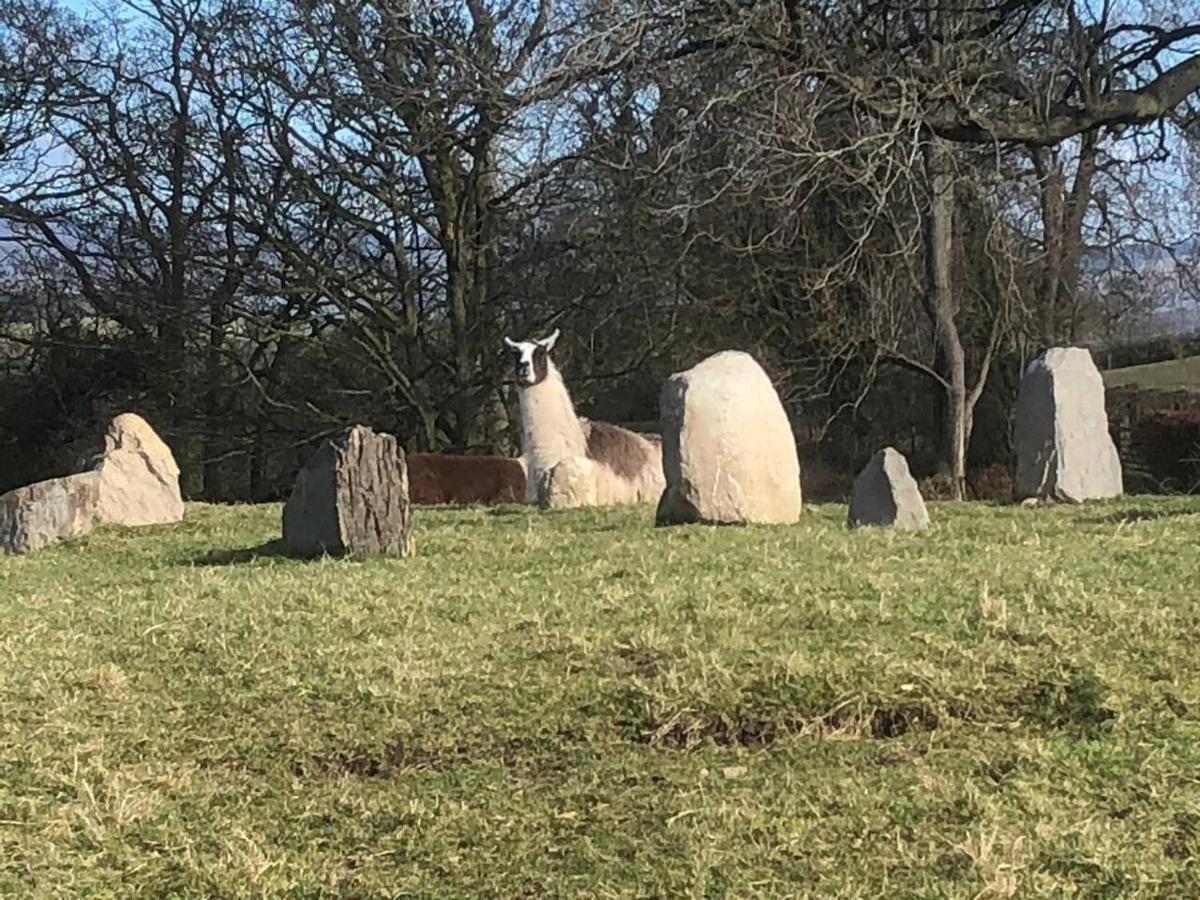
[2,497,1200,896]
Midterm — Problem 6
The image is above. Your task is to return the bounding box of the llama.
[406,453,526,506]
[504,329,665,508]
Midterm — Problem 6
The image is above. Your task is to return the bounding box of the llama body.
[515,360,588,500]
[507,331,664,508]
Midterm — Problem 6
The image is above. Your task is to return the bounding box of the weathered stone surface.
[540,456,598,509]
[93,413,185,526]
[1014,347,1123,502]
[656,350,802,525]
[0,412,183,554]
[282,426,413,557]
[0,472,101,554]
[848,447,930,530]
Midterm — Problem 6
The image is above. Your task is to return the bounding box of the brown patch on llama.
[584,421,656,481]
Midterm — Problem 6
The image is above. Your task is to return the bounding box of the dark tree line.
[2,0,1198,500]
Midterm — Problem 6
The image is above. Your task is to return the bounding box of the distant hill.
[1082,237,1199,270]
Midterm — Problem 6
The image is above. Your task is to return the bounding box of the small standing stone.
[848,447,930,530]
[0,473,102,554]
[540,456,598,509]
[1014,347,1122,502]
[282,426,413,557]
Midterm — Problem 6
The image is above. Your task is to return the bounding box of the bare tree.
[238,0,626,450]
[1,0,281,490]
[3,0,1197,498]
[589,0,1200,495]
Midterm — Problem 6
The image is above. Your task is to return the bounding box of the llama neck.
[517,363,586,469]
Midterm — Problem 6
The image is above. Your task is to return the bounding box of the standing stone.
[848,447,930,530]
[656,350,802,525]
[93,413,185,526]
[1014,347,1123,502]
[540,456,598,510]
[282,426,413,557]
[0,412,183,554]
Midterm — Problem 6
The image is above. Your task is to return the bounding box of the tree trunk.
[1034,133,1097,345]
[924,135,968,499]
[1060,133,1098,341]
[203,301,226,499]
[1034,148,1066,344]
[166,31,191,435]
[249,417,266,502]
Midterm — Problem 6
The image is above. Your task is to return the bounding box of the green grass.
[1104,355,1200,392]
[3,498,1200,897]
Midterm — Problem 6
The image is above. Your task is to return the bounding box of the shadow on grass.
[485,504,531,518]
[186,540,398,566]
[1083,505,1200,526]
[572,521,641,534]
[187,540,293,566]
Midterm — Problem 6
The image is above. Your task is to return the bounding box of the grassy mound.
[3,498,1200,896]
[1104,355,1200,393]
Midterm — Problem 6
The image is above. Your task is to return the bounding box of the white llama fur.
[505,330,664,508]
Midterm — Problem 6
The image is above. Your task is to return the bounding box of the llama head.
[503,329,559,387]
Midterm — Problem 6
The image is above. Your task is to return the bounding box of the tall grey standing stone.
[1014,347,1122,502]
[848,447,930,530]
[656,350,802,525]
[282,426,413,557]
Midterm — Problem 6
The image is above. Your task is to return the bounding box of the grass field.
[3,498,1200,897]
[1103,355,1200,392]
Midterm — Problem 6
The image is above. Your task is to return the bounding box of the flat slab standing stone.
[1014,347,1122,502]
[656,350,802,525]
[282,426,413,557]
[848,447,930,530]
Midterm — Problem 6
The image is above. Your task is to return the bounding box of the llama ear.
[503,336,519,350]
[539,329,560,352]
